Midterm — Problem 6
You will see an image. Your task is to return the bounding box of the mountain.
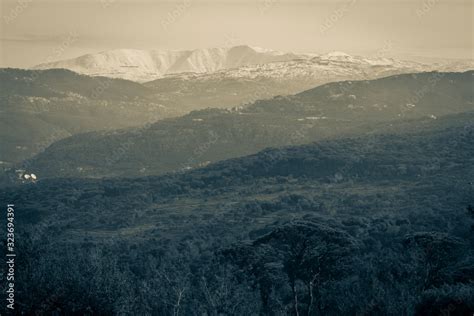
[143,54,474,111]
[14,71,473,180]
[0,68,177,165]
[30,47,474,116]
[2,112,472,314]
[33,45,473,87]
[33,45,307,82]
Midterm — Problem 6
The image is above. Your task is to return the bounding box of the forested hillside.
[1,113,472,314]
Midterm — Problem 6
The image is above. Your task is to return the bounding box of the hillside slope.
[19,71,473,179]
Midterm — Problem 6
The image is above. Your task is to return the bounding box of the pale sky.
[0,0,472,68]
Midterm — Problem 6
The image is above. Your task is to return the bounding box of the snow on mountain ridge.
[33,45,309,82]
[147,55,473,96]
[33,46,474,83]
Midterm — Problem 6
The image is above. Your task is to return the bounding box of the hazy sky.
[0,0,472,68]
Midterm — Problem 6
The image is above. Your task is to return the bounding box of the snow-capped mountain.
[33,45,473,83]
[33,45,308,82]
[195,54,473,81]
[145,53,474,104]
[164,54,426,81]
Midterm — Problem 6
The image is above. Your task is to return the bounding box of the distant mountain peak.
[32,45,310,82]
[32,46,474,83]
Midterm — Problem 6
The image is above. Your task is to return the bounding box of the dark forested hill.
[0,68,176,165]
[252,70,473,119]
[0,68,152,100]
[1,112,472,314]
[18,71,474,180]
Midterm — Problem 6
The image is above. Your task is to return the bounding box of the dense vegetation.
[1,112,473,315]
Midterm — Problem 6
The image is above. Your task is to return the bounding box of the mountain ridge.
[34,45,473,83]
[33,45,307,82]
